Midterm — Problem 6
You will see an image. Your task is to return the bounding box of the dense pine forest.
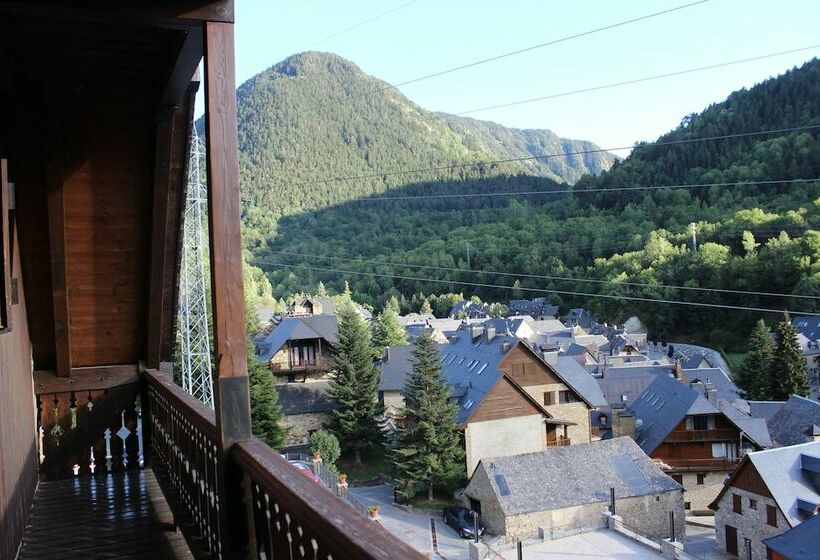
[239,54,820,348]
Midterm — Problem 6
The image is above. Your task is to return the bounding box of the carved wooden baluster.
[86,390,94,412]
[50,395,63,445]
[89,445,96,474]
[104,428,113,472]
[135,395,144,468]
[69,392,78,430]
[117,410,131,468]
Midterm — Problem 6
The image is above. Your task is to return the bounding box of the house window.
[697,474,705,485]
[712,442,739,460]
[692,416,709,431]
[0,159,10,333]
[684,502,691,510]
[543,392,555,406]
[749,499,757,510]
[558,390,580,404]
[671,474,683,485]
[766,505,777,527]
[732,494,742,514]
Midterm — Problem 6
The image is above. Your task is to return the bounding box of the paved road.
[684,525,732,560]
[349,484,470,559]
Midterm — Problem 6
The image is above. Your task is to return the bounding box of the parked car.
[442,506,485,539]
[288,460,323,485]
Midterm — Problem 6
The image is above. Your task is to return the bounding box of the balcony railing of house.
[546,437,572,447]
[143,368,424,560]
[665,428,738,442]
[662,457,741,471]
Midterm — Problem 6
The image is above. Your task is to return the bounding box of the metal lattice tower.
[178,129,214,408]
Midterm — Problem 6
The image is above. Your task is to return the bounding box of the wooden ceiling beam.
[0,1,233,26]
[159,26,203,110]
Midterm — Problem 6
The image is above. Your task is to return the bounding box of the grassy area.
[723,352,746,372]
[337,448,390,482]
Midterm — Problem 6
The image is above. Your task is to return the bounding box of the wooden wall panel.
[498,343,562,387]
[0,224,39,560]
[61,85,154,367]
[469,376,543,423]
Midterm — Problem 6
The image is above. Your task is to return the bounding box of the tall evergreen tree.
[391,330,464,501]
[735,319,774,400]
[316,281,328,297]
[245,297,287,448]
[373,296,409,350]
[419,298,433,315]
[768,313,811,400]
[328,304,383,463]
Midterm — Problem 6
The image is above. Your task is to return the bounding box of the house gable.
[498,343,562,386]
[710,458,774,511]
[468,375,545,424]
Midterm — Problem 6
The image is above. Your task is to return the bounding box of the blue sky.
[207,0,820,150]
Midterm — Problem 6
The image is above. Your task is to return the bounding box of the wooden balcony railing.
[662,457,741,471]
[665,428,737,442]
[143,368,424,560]
[546,437,571,447]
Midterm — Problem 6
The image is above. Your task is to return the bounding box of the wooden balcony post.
[203,20,253,559]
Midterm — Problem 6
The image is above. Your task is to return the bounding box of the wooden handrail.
[665,428,737,442]
[142,368,218,439]
[234,439,426,560]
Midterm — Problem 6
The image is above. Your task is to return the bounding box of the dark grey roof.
[553,356,606,407]
[629,374,705,454]
[509,299,559,317]
[684,368,742,403]
[768,395,820,447]
[466,437,682,516]
[254,315,339,363]
[746,441,820,526]
[718,400,772,448]
[275,381,338,415]
[300,315,339,345]
[604,364,676,378]
[763,513,820,560]
[597,375,656,407]
[681,354,715,369]
[748,400,786,423]
[793,315,820,341]
[379,345,415,392]
[449,300,492,318]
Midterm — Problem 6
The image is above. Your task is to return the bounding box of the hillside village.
[253,293,820,559]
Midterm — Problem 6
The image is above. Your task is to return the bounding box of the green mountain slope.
[234,51,616,218]
[249,58,820,347]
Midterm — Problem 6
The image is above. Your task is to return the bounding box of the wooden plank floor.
[18,470,195,560]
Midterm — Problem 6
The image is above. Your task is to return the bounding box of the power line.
[256,248,820,301]
[341,0,708,102]
[292,124,820,186]
[327,177,819,202]
[457,44,820,115]
[250,260,820,317]
[303,0,420,49]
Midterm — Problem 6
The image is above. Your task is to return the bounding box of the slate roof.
[763,511,820,559]
[449,300,492,318]
[509,298,559,318]
[379,324,600,424]
[793,315,820,341]
[718,400,772,448]
[713,441,820,527]
[684,368,742,403]
[768,395,820,447]
[254,316,338,363]
[553,356,606,407]
[597,374,656,407]
[681,353,715,369]
[275,381,338,415]
[748,400,786,423]
[466,437,682,517]
[531,319,567,333]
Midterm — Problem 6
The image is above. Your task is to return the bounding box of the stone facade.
[281,411,331,447]
[464,415,545,476]
[521,383,592,444]
[380,389,404,418]
[677,470,732,513]
[714,486,788,560]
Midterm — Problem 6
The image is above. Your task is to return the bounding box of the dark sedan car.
[442,506,485,539]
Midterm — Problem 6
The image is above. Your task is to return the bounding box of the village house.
[709,441,820,560]
[508,297,560,320]
[763,511,820,560]
[766,395,820,447]
[462,437,685,542]
[254,314,338,381]
[275,380,338,448]
[564,308,596,329]
[379,322,604,475]
[626,374,770,512]
[449,299,492,319]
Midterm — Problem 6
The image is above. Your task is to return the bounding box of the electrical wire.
[457,44,820,115]
[303,0,420,50]
[255,248,820,301]
[249,260,820,316]
[291,124,820,186]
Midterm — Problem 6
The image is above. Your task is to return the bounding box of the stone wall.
[521,383,592,444]
[677,470,729,513]
[714,486,789,560]
[282,411,331,447]
[464,415,545,476]
[381,389,405,418]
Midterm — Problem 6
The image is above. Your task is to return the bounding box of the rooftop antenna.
[178,128,214,408]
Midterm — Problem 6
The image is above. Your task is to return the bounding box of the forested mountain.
[246,57,820,348]
[231,51,615,234]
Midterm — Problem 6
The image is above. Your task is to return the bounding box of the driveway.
[684,525,733,560]
[349,485,470,559]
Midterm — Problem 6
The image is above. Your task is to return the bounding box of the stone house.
[254,315,338,382]
[508,298,559,320]
[626,374,770,513]
[379,322,605,475]
[792,316,820,398]
[462,437,684,542]
[275,380,338,448]
[709,441,820,560]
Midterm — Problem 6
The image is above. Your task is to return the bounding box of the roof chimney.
[383,346,390,362]
[484,325,496,343]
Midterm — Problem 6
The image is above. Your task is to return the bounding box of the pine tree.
[328,304,383,463]
[420,298,433,315]
[244,299,287,448]
[735,319,774,400]
[391,330,464,502]
[768,313,810,400]
[316,281,328,297]
[512,279,523,300]
[373,296,409,349]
